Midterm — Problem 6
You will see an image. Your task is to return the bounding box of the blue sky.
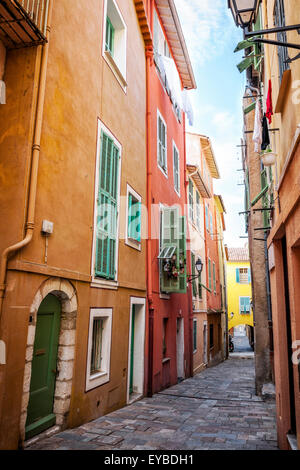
[174,0,248,247]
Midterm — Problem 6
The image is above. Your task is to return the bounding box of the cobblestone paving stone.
[27,357,278,451]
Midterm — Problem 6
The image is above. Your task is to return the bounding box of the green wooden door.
[129,306,135,395]
[25,294,61,440]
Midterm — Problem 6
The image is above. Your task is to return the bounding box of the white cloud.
[174,0,240,67]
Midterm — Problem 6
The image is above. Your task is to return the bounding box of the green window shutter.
[208,259,212,291]
[234,38,255,53]
[196,192,200,229]
[198,271,202,299]
[237,52,255,73]
[205,205,209,232]
[236,268,240,283]
[253,7,263,70]
[248,269,251,284]
[158,116,166,172]
[193,321,197,351]
[261,169,269,228]
[128,194,141,242]
[160,207,180,293]
[95,131,119,280]
[244,101,256,115]
[178,216,187,294]
[105,17,114,56]
[213,263,216,293]
[173,146,180,194]
[245,169,250,232]
[189,180,193,220]
[240,297,245,313]
[191,252,197,297]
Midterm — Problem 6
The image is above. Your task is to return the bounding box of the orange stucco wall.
[0,0,147,449]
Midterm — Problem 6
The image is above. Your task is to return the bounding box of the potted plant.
[261,148,277,166]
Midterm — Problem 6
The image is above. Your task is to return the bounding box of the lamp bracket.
[245,24,300,38]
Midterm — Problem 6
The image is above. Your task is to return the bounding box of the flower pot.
[261,152,277,166]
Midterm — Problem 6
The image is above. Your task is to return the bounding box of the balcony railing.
[0,0,49,49]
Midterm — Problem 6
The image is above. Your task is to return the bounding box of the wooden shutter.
[193,320,197,351]
[240,297,245,313]
[191,252,197,297]
[213,263,216,293]
[161,207,180,293]
[105,17,114,55]
[196,192,200,229]
[208,259,212,291]
[205,205,209,232]
[128,194,141,242]
[253,7,263,70]
[236,268,240,283]
[248,268,251,284]
[173,146,179,193]
[189,180,193,220]
[95,131,119,280]
[158,116,166,171]
[261,169,269,228]
[178,216,187,294]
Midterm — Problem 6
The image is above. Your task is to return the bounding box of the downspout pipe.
[0,0,54,353]
[146,43,154,397]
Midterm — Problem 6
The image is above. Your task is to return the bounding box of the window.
[126,186,141,249]
[86,309,112,391]
[210,212,213,239]
[157,111,167,175]
[193,319,197,352]
[274,0,289,82]
[189,179,193,221]
[196,191,201,230]
[208,259,212,291]
[236,268,250,284]
[213,262,216,294]
[159,206,187,294]
[240,297,251,315]
[173,142,180,195]
[205,205,209,233]
[95,129,120,281]
[154,9,171,58]
[103,0,127,87]
[198,270,202,300]
[105,16,114,55]
[162,318,168,358]
[191,252,197,298]
[209,324,214,349]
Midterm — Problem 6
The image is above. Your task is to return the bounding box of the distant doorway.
[203,322,208,365]
[176,318,184,381]
[127,298,146,403]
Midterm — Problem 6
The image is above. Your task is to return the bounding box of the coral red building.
[145,0,196,394]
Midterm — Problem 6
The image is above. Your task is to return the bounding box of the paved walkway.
[27,358,278,451]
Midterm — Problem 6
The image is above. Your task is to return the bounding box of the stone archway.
[20,278,77,443]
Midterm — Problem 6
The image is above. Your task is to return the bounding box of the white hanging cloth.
[253,99,262,153]
[182,89,194,126]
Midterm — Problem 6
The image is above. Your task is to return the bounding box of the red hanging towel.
[266,79,273,125]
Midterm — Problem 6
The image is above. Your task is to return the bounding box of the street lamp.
[228,0,300,52]
[187,257,203,282]
[228,0,260,30]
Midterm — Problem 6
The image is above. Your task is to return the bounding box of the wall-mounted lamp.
[228,0,300,51]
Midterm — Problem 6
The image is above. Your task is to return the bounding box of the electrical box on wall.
[41,220,53,235]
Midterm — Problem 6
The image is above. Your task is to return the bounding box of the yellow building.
[226,247,253,331]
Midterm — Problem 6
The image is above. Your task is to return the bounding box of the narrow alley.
[26,358,278,451]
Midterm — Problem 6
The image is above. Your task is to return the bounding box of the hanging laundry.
[266,79,273,124]
[253,99,262,153]
[261,114,270,151]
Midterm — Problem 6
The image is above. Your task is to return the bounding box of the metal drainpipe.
[146,42,154,397]
[0,0,54,354]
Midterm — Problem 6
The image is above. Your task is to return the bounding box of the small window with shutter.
[127,186,142,248]
[240,297,251,314]
[157,111,167,175]
[159,206,187,294]
[173,142,180,195]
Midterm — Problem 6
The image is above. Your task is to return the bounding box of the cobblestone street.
[26,357,278,451]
